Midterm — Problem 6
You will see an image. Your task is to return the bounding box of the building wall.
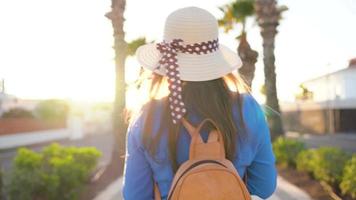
[303,68,356,101]
[285,67,356,134]
[339,109,356,132]
[283,109,328,134]
[282,108,356,134]
[0,118,66,135]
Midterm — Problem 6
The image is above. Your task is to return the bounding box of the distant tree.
[260,84,266,96]
[255,0,287,139]
[2,108,34,119]
[35,100,69,122]
[218,0,258,88]
[295,84,313,100]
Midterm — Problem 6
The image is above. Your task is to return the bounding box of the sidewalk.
[93,176,313,200]
[0,128,71,149]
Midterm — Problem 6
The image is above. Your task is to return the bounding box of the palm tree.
[106,1,148,176]
[218,0,258,88]
[255,0,287,139]
[105,0,127,173]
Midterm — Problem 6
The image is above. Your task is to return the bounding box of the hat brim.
[136,43,242,81]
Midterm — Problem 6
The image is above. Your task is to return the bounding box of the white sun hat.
[136,6,242,82]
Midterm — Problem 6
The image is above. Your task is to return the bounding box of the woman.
[123,7,276,200]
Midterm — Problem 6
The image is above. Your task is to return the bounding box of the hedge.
[296,149,316,173]
[311,147,350,186]
[272,137,305,168]
[5,143,101,200]
[273,137,355,199]
[340,155,356,198]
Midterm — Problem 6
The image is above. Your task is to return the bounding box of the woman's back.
[123,93,276,200]
[123,6,276,200]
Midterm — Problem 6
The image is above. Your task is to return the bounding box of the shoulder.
[232,92,265,124]
[238,93,270,143]
[126,99,166,146]
[240,93,265,122]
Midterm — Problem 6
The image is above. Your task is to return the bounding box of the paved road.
[286,132,356,152]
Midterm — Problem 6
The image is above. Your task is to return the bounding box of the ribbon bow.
[155,38,219,124]
[156,39,186,124]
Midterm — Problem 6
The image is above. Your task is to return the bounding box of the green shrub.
[6,143,101,200]
[0,169,3,199]
[296,149,317,173]
[2,108,34,118]
[311,147,350,186]
[340,155,356,198]
[272,137,305,168]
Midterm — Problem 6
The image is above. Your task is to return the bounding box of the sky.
[0,0,356,103]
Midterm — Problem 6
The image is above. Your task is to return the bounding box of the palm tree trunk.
[237,32,258,88]
[106,0,127,172]
[255,0,284,139]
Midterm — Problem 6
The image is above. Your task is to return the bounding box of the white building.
[282,58,356,134]
[302,59,356,107]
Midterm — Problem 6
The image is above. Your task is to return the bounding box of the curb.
[0,128,70,149]
[93,177,123,200]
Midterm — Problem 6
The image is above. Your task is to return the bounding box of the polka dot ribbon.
[156,38,219,124]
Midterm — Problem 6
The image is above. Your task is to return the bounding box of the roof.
[349,57,356,67]
[303,63,356,85]
[301,57,356,84]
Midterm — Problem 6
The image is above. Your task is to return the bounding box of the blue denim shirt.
[123,93,277,200]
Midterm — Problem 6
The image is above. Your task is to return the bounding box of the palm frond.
[127,37,147,56]
[218,0,256,34]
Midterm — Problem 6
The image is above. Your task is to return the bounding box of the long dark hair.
[130,71,249,171]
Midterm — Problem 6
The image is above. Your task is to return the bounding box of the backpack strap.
[181,118,196,137]
[244,171,248,185]
[154,183,161,200]
[181,118,223,144]
[154,118,192,200]
[183,118,248,184]
[154,118,226,200]
[188,118,225,160]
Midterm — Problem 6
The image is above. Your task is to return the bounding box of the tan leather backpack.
[154,118,251,200]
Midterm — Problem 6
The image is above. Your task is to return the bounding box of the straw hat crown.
[136,6,242,81]
[164,7,218,44]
